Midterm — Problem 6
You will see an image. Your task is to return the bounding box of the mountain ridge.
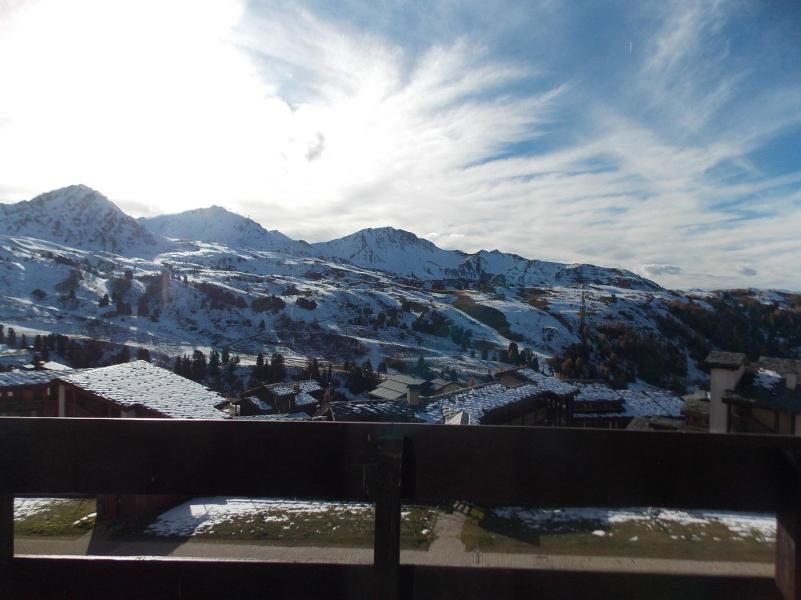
[3,185,660,291]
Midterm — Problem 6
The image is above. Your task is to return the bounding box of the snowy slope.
[142,206,308,254]
[0,185,166,255]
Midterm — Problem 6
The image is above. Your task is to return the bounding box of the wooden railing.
[0,417,799,599]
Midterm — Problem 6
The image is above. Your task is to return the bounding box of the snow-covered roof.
[513,369,578,396]
[619,390,683,418]
[58,361,227,419]
[369,385,405,401]
[40,361,71,371]
[572,388,683,419]
[331,400,417,422]
[575,383,622,402]
[294,391,317,407]
[386,373,426,386]
[417,382,546,425]
[235,412,310,421]
[0,368,73,388]
[264,380,322,397]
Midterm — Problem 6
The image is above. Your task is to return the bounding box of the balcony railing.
[0,417,799,599]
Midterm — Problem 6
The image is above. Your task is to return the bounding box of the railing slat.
[776,452,801,600]
[373,437,404,600]
[0,493,12,569]
[2,557,782,600]
[0,418,797,511]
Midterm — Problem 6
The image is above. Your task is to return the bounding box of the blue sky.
[0,0,800,289]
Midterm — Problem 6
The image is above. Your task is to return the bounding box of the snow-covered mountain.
[311,227,659,291]
[453,250,661,291]
[142,206,307,254]
[0,185,165,255]
[310,227,465,276]
[1,186,658,291]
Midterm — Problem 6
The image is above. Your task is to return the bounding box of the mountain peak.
[142,206,301,253]
[0,185,163,254]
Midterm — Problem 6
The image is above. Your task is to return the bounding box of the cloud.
[305,133,326,162]
[643,264,683,277]
[738,266,758,277]
[0,1,800,290]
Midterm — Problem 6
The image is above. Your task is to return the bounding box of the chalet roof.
[294,391,317,407]
[619,390,684,418]
[368,373,429,400]
[376,379,411,394]
[235,412,310,421]
[40,361,71,371]
[758,357,801,376]
[574,389,683,420]
[445,410,470,425]
[386,374,426,386]
[705,351,748,370]
[331,400,418,423]
[58,361,227,419]
[417,381,549,425]
[575,384,623,403]
[263,380,322,397]
[0,368,73,388]
[513,369,578,396]
[369,386,405,401]
[723,368,801,414]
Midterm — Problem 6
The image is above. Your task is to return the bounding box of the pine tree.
[19,333,27,349]
[0,325,4,343]
[310,357,321,381]
[190,350,207,382]
[208,350,221,377]
[254,352,265,381]
[181,355,192,377]
[221,347,230,366]
[137,347,151,362]
[174,356,183,376]
[115,345,130,364]
[507,342,519,364]
[34,334,43,351]
[99,293,110,308]
[269,353,286,383]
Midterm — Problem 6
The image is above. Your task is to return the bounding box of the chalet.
[571,386,684,429]
[707,351,801,434]
[240,380,323,415]
[331,369,577,426]
[368,373,462,402]
[681,390,710,431]
[0,369,73,417]
[55,361,228,419]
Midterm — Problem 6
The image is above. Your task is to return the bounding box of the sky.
[1,0,800,290]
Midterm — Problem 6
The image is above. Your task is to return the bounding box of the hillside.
[1,185,797,392]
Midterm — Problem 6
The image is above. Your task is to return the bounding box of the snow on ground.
[14,497,76,519]
[492,507,775,541]
[146,497,374,537]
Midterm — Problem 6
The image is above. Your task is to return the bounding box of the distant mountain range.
[1,185,659,291]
